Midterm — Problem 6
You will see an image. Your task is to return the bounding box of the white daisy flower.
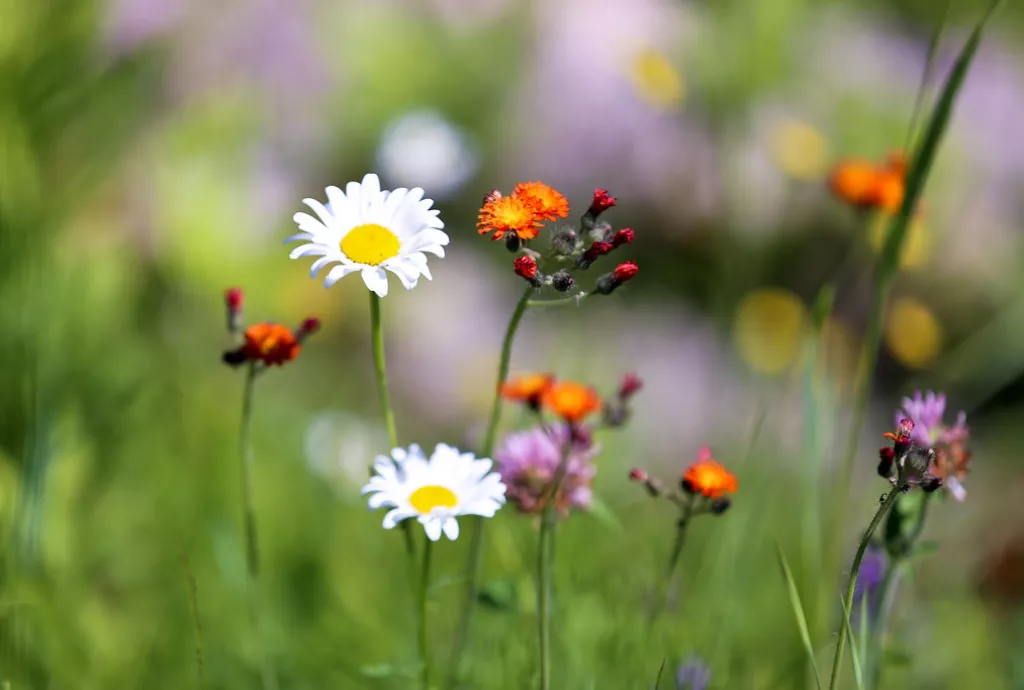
[287,173,449,298]
[361,443,507,541]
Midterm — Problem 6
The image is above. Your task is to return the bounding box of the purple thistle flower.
[895,391,947,446]
[675,655,711,690]
[494,424,598,516]
[851,543,887,626]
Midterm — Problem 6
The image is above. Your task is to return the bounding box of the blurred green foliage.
[1,0,1022,688]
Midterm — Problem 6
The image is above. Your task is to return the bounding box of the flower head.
[612,228,635,248]
[541,381,602,423]
[477,193,545,242]
[495,424,598,515]
[361,443,506,541]
[587,188,617,217]
[828,152,908,214]
[613,261,640,282]
[500,373,555,409]
[682,447,738,498]
[893,392,972,500]
[238,323,301,366]
[512,181,570,222]
[225,287,244,334]
[513,255,539,283]
[287,174,449,298]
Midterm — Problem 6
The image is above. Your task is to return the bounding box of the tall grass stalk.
[537,435,573,690]
[828,487,901,690]
[830,0,1001,571]
[448,285,533,685]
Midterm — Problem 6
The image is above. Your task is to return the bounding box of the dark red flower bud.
[514,255,538,281]
[587,188,617,216]
[877,446,895,478]
[296,317,321,343]
[618,373,643,400]
[224,287,244,334]
[613,261,639,283]
[710,498,732,515]
[225,287,244,310]
[611,228,635,248]
[629,468,648,482]
[482,189,502,205]
[575,241,614,269]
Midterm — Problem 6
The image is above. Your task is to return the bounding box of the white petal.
[289,243,328,260]
[383,508,411,529]
[284,231,314,244]
[309,255,336,277]
[385,261,420,290]
[361,267,389,297]
[442,517,460,541]
[324,264,361,288]
[367,492,393,509]
[301,197,336,228]
[422,517,443,542]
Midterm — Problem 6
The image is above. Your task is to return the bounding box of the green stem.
[828,487,901,690]
[179,546,206,686]
[419,538,434,690]
[447,286,533,686]
[869,493,929,688]
[868,560,905,689]
[369,292,398,448]
[238,362,277,690]
[368,292,417,560]
[526,292,586,308]
[537,434,573,690]
[659,515,689,619]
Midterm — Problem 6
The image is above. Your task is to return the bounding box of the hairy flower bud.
[551,269,575,292]
[513,255,539,284]
[505,232,522,253]
[550,225,579,257]
[611,228,635,248]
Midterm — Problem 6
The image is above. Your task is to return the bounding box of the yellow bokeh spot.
[409,485,458,514]
[341,223,401,266]
[868,214,930,270]
[734,288,808,376]
[885,297,942,369]
[816,317,860,398]
[769,119,829,180]
[629,48,684,110]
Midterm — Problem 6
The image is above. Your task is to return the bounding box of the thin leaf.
[839,594,865,690]
[654,658,667,690]
[881,0,1005,275]
[904,0,951,149]
[774,542,823,690]
[857,592,869,681]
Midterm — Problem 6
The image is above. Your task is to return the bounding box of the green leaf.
[477,578,518,612]
[774,541,823,690]
[654,658,667,690]
[839,594,866,690]
[880,0,1005,277]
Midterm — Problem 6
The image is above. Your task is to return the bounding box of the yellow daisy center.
[409,485,458,514]
[340,223,401,266]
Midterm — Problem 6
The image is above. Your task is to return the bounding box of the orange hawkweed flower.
[829,158,881,208]
[541,381,602,423]
[477,194,545,241]
[512,181,570,222]
[829,150,909,214]
[682,447,738,498]
[500,373,555,408]
[241,323,301,366]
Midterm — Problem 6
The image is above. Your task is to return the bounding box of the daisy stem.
[828,486,901,690]
[238,362,278,690]
[369,292,399,448]
[368,292,418,562]
[419,538,434,690]
[537,435,573,690]
[447,285,533,685]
